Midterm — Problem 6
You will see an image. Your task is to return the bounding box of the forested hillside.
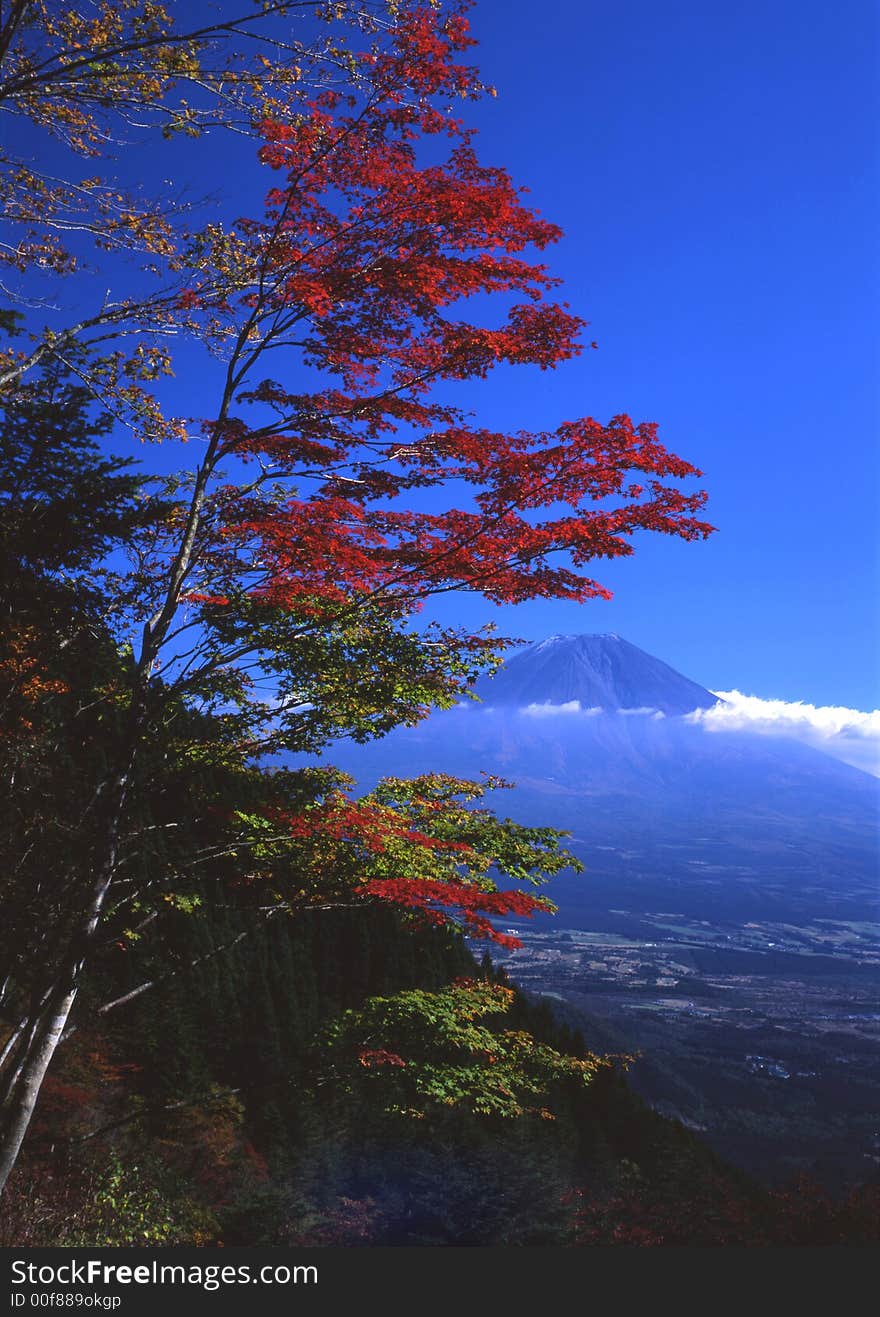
[3,899,878,1246]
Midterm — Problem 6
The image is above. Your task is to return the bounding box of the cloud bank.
[520,702,665,719]
[689,690,880,776]
[489,692,880,776]
[521,700,601,718]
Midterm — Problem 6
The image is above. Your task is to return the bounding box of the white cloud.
[520,700,601,718]
[687,689,880,776]
[519,702,668,719]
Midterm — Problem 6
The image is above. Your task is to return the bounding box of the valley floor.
[491,912,880,1189]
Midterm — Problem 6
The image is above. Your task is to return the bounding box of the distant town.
[492,912,880,1186]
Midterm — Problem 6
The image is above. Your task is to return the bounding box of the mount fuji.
[304,634,880,928]
[293,635,880,1184]
[471,632,721,715]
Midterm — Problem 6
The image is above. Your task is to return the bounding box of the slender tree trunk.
[0,983,78,1196]
[0,756,131,1196]
[0,1021,25,1074]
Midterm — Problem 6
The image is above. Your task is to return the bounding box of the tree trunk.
[0,760,130,1198]
[0,983,78,1196]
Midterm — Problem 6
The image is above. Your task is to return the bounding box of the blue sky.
[10,1,878,715]
[415,0,878,711]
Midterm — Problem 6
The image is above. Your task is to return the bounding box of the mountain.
[296,633,880,1183]
[301,633,879,927]
[474,633,720,715]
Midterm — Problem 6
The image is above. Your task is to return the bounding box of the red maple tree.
[171,7,710,623]
[0,1,712,1196]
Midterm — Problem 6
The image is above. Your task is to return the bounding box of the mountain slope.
[290,633,880,1184]
[300,633,879,926]
[474,633,720,714]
